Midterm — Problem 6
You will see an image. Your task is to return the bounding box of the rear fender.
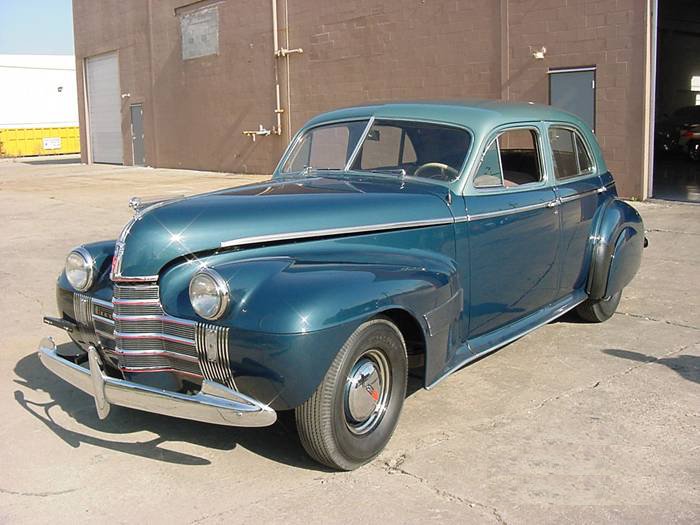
[587,199,644,300]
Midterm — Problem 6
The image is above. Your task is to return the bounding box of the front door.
[465,125,560,338]
[130,104,145,166]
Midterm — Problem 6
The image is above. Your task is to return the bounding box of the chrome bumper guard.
[38,337,277,427]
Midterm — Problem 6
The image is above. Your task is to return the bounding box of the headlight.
[189,269,230,320]
[65,247,95,291]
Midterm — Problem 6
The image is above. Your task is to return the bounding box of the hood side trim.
[220,217,454,249]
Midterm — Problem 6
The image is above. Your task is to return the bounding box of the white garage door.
[86,53,123,164]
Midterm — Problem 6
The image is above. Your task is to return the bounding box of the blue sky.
[0,0,74,55]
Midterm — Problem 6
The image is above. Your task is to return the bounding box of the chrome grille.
[113,301,164,316]
[113,317,196,339]
[113,285,159,300]
[196,323,236,389]
[112,284,203,379]
[116,337,198,356]
[113,354,203,376]
[72,284,234,385]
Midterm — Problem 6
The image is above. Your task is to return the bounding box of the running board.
[427,290,587,389]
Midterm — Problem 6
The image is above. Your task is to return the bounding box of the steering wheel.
[413,162,459,180]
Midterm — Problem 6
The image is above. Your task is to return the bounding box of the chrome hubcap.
[344,349,390,435]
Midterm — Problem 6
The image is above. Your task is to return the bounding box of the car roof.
[304,99,590,132]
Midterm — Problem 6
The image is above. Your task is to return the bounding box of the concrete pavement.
[0,156,697,523]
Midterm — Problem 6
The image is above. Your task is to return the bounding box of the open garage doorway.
[652,0,700,202]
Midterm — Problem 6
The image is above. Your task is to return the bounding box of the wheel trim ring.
[343,348,391,435]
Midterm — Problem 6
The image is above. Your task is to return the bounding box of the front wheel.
[576,290,622,323]
[295,317,407,470]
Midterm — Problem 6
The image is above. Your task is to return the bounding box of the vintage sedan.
[39,101,645,470]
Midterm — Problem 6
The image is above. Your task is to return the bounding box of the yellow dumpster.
[0,127,80,157]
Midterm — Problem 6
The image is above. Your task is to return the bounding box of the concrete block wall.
[72,0,648,198]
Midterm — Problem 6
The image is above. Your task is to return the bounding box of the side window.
[473,139,503,187]
[549,127,595,180]
[473,128,542,189]
[575,135,593,173]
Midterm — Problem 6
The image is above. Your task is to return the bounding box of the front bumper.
[38,336,277,427]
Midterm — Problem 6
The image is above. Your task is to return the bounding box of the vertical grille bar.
[195,323,236,390]
[73,293,94,328]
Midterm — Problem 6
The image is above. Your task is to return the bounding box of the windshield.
[281,120,369,173]
[280,119,471,182]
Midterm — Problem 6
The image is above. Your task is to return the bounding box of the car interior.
[351,121,472,180]
[548,127,594,180]
[473,128,542,188]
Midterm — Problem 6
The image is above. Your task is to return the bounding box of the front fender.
[587,198,644,300]
[161,251,460,334]
[159,251,462,409]
[57,240,116,300]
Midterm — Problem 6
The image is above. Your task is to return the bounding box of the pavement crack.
[615,310,699,331]
[0,487,77,498]
[529,341,699,413]
[382,454,507,524]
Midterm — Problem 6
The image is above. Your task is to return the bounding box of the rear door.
[465,124,560,338]
[547,124,602,298]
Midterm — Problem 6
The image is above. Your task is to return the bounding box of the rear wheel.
[576,290,622,323]
[295,317,407,470]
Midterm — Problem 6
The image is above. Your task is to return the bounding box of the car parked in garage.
[655,105,700,155]
[39,101,645,470]
[679,124,700,161]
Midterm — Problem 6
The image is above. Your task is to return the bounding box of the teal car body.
[41,100,645,430]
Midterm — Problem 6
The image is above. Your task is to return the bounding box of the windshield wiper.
[362,168,407,177]
[298,166,340,176]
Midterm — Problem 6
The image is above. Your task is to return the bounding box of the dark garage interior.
[653,0,700,202]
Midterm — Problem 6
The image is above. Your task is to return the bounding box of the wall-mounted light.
[121,93,131,99]
[532,47,547,60]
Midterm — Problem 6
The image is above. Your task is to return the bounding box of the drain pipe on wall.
[242,0,302,142]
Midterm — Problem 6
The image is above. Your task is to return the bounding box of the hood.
[116,174,454,278]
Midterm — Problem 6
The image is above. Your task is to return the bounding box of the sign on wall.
[42,137,62,150]
[180,5,219,60]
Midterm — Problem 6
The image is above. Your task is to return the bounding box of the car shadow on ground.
[602,348,700,385]
[13,344,332,471]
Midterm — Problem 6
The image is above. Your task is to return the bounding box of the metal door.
[549,67,596,132]
[130,104,145,166]
[85,52,123,164]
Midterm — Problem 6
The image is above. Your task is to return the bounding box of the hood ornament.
[128,194,185,216]
[128,196,142,213]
